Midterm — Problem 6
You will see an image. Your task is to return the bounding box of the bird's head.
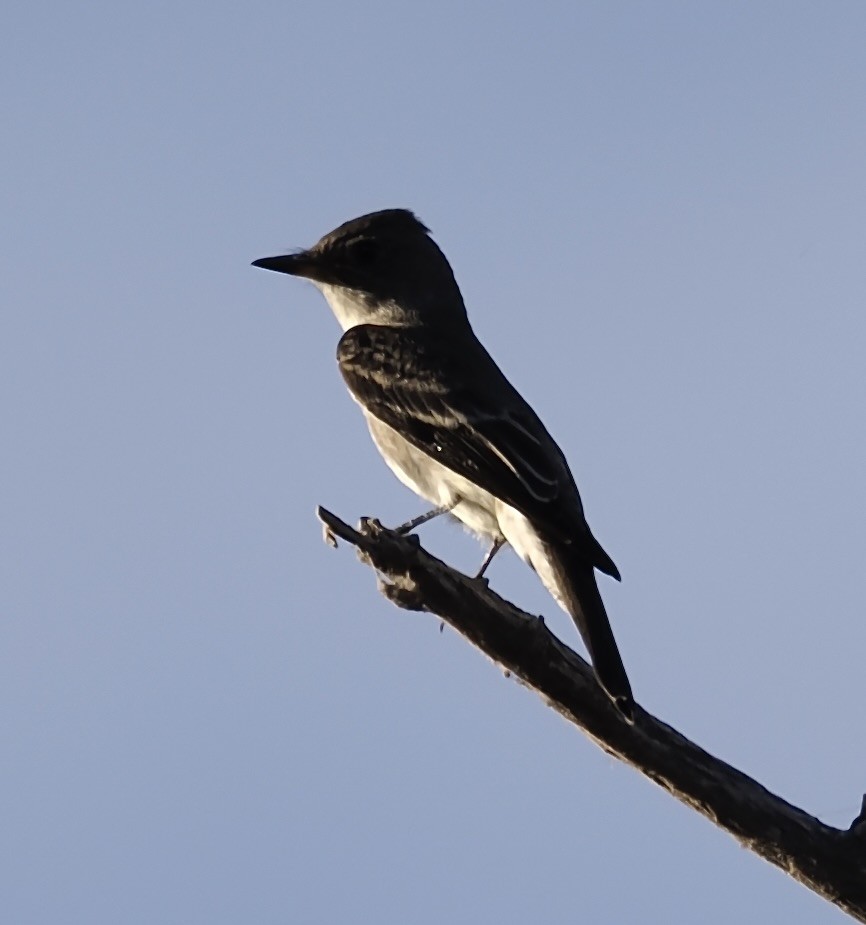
[252,209,467,330]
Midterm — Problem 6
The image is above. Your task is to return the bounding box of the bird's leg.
[393,504,454,535]
[475,538,505,579]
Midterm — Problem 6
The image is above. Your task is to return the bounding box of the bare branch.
[317,506,866,922]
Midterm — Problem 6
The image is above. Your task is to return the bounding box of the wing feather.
[336,323,619,578]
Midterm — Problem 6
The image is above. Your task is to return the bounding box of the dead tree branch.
[317,506,866,922]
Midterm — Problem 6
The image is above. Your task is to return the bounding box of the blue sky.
[4,2,865,922]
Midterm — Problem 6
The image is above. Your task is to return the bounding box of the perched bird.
[253,209,634,720]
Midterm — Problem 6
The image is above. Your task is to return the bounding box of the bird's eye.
[347,237,378,265]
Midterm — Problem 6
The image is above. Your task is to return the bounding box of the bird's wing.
[336,324,619,578]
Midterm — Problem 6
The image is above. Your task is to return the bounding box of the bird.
[253,209,634,721]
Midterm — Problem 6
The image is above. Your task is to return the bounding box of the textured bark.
[318,507,866,922]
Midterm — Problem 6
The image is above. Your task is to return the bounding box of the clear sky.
[4,2,865,922]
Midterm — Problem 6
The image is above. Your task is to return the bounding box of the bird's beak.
[251,251,321,280]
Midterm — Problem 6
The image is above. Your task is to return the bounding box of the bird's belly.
[365,415,501,538]
[365,414,567,610]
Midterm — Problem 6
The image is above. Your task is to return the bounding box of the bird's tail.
[546,541,634,722]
